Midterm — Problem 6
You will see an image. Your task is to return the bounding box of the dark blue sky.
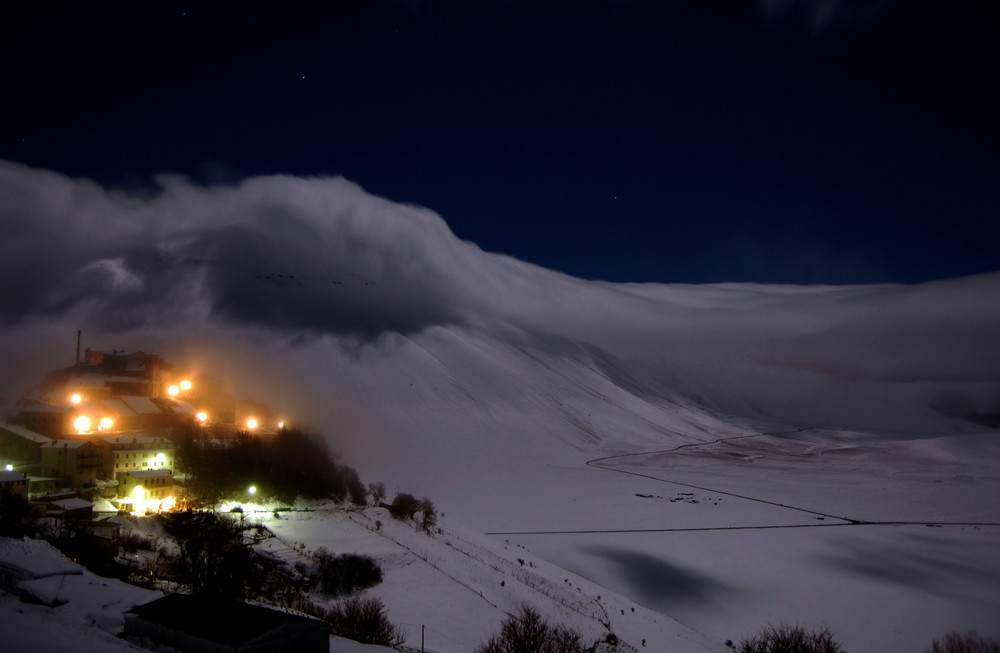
[2,1,997,284]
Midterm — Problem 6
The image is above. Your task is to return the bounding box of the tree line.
[176,427,366,506]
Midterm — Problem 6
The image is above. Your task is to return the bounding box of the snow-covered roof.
[48,497,94,512]
[0,424,55,444]
[40,439,93,449]
[117,396,163,415]
[99,399,138,418]
[167,399,196,415]
[22,405,72,414]
[123,470,172,480]
[91,498,117,513]
[0,537,83,578]
[18,568,160,619]
[0,471,28,483]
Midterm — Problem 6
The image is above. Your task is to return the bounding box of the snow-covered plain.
[1,165,999,652]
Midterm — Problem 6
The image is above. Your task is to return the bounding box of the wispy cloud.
[756,0,895,40]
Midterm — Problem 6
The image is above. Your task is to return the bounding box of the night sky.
[2,1,997,285]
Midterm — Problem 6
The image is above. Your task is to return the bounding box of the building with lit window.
[38,440,106,489]
[104,436,175,481]
[0,470,29,502]
[120,470,174,512]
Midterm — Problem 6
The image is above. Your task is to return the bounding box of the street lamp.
[73,416,92,434]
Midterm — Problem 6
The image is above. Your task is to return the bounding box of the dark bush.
[926,631,1000,653]
[325,596,404,647]
[389,493,420,520]
[314,548,382,596]
[476,604,589,653]
[737,624,841,653]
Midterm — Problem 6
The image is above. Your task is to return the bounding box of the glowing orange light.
[180,379,192,391]
[73,416,92,433]
[70,393,82,404]
[277,421,284,429]
[167,385,179,397]
[196,412,208,423]
[246,418,258,429]
[100,417,113,430]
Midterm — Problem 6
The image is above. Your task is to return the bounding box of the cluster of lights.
[166,379,193,397]
[130,485,175,514]
[72,414,115,434]
[68,392,116,434]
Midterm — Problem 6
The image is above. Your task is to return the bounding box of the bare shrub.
[737,624,841,653]
[476,604,589,653]
[324,596,404,647]
[926,631,1000,653]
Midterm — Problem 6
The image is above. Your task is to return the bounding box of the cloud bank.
[2,160,998,433]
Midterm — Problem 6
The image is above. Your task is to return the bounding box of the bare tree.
[325,596,404,647]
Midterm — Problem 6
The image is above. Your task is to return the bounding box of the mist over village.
[2,2,999,653]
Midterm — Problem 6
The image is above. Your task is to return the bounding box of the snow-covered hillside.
[1,163,998,652]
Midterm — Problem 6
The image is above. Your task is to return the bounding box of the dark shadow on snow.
[582,546,732,610]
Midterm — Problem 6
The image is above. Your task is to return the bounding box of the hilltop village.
[0,348,437,653]
[0,348,282,517]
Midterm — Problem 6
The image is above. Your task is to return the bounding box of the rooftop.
[0,537,83,578]
[0,424,55,444]
[126,594,327,646]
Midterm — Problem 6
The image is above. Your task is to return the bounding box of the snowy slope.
[2,165,999,652]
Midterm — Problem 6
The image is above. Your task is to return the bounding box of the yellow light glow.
[196,411,207,423]
[277,421,284,429]
[100,417,113,430]
[70,393,82,404]
[73,416,92,433]
[155,453,166,467]
[248,485,257,495]
[167,385,179,397]
[180,379,192,391]
[161,496,176,511]
[4,464,12,472]
[246,418,258,429]
[132,485,146,514]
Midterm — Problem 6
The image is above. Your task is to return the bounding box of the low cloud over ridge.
[2,160,999,432]
[0,161,514,337]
